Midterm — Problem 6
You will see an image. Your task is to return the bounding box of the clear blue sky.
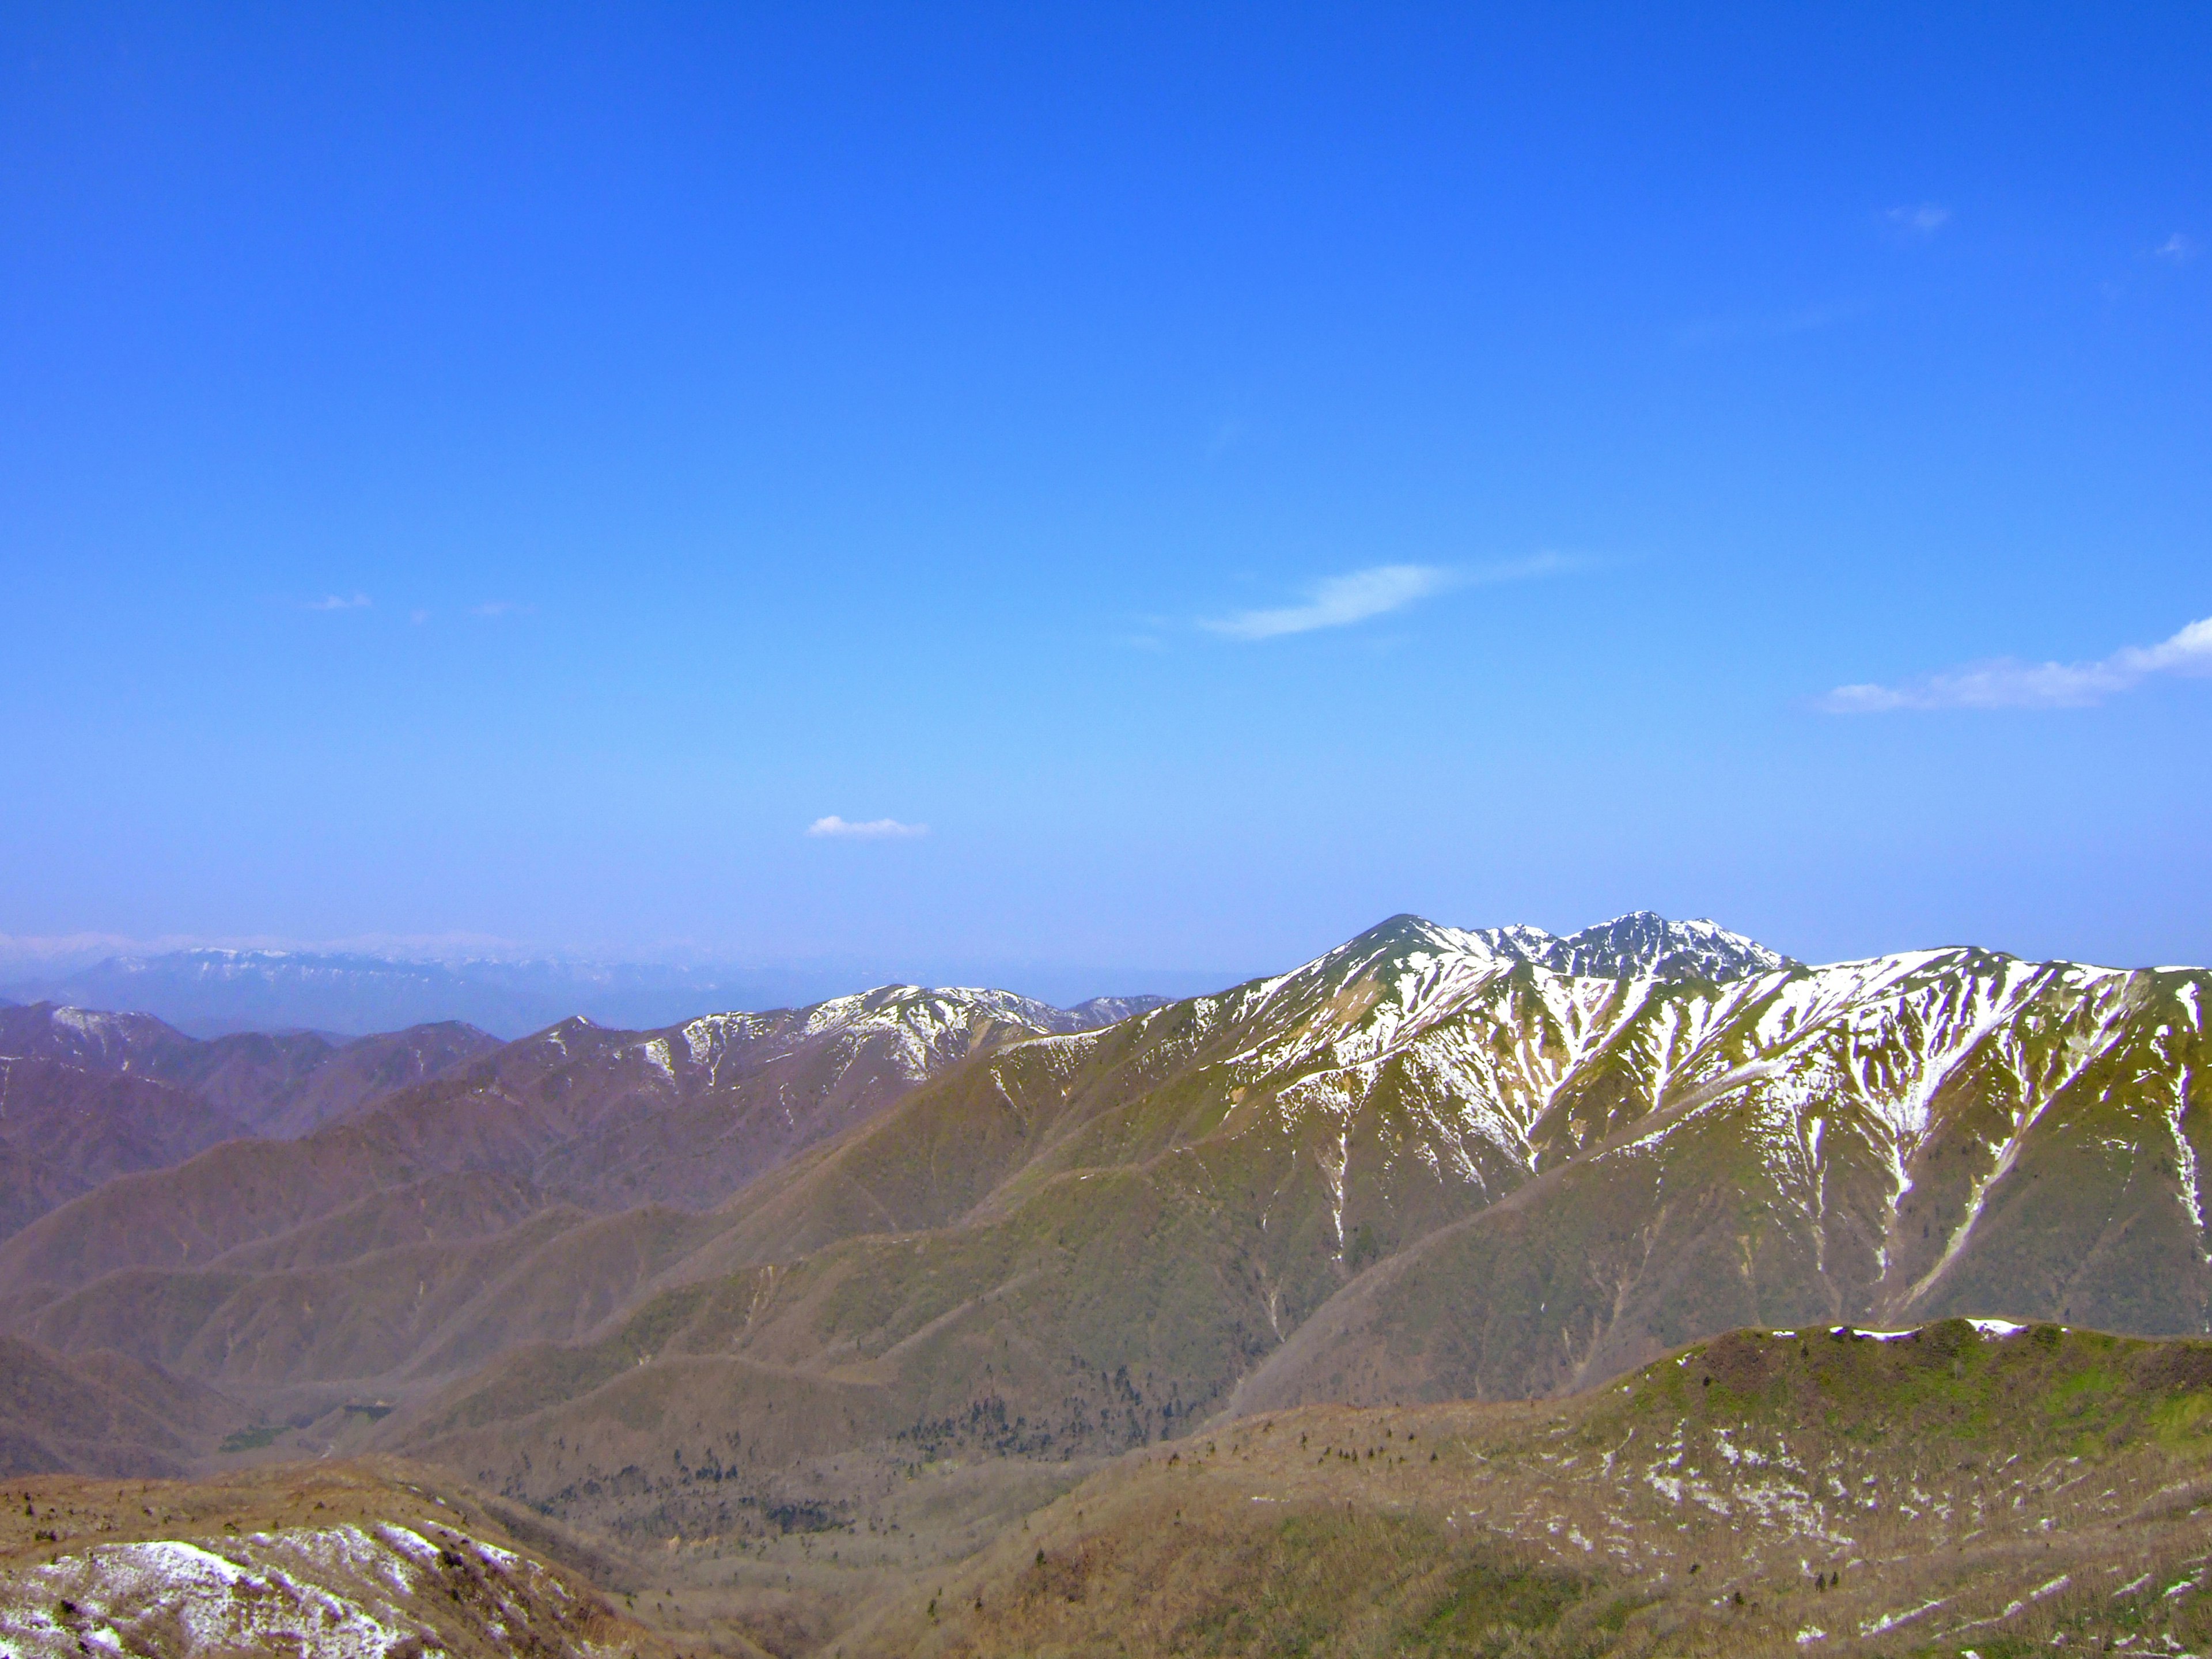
[3,3,2207,984]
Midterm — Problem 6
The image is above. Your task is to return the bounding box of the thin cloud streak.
[1886,202,1952,235]
[1820,615,2212,712]
[807,815,929,839]
[1205,554,1580,642]
[305,593,371,611]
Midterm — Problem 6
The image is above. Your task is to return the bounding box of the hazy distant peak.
[1063,994,1172,1027]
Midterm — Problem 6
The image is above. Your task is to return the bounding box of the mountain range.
[0,908,2205,1656]
[0,948,1196,1039]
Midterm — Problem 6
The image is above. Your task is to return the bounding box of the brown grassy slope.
[0,1335,249,1477]
[0,1058,249,1241]
[0,1457,683,1658]
[842,1320,2212,1659]
[0,998,1103,1429]
[0,993,1063,1309]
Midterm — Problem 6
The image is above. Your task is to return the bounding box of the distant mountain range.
[0,1002,496,1241]
[0,948,1190,1039]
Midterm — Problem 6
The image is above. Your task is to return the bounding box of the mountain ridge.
[1,947,1190,1039]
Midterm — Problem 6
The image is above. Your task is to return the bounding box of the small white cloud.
[1885,203,1952,236]
[1820,614,2212,713]
[472,601,532,618]
[305,593,371,612]
[1203,555,1581,642]
[410,608,431,625]
[807,815,929,839]
[2154,233,2198,264]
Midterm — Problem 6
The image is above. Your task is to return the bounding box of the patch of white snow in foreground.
[0,1520,584,1659]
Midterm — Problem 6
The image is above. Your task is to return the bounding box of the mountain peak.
[1344,910,1790,984]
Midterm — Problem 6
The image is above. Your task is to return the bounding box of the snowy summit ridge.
[1369,909,1792,984]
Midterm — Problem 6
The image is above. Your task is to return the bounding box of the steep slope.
[1230,946,2212,1409]
[385,915,2210,1549]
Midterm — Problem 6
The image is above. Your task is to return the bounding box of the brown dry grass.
[824,1323,2212,1658]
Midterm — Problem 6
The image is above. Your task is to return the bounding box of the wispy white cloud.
[2154,233,2198,264]
[472,600,532,618]
[1203,555,1579,642]
[1886,203,1952,236]
[305,593,371,612]
[1205,565,1447,641]
[1820,615,2212,712]
[806,815,929,840]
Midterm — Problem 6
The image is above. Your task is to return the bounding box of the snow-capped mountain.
[1478,909,1795,980]
[401,907,2208,1527]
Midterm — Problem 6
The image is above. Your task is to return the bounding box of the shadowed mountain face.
[0,1335,250,1478]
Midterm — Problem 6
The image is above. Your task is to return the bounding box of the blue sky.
[2,3,2207,988]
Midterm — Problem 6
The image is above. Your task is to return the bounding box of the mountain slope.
[0,1058,252,1242]
[6,945,1183,1039]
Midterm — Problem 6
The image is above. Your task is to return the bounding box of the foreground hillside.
[0,1459,672,1657]
[839,1319,2212,1659]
